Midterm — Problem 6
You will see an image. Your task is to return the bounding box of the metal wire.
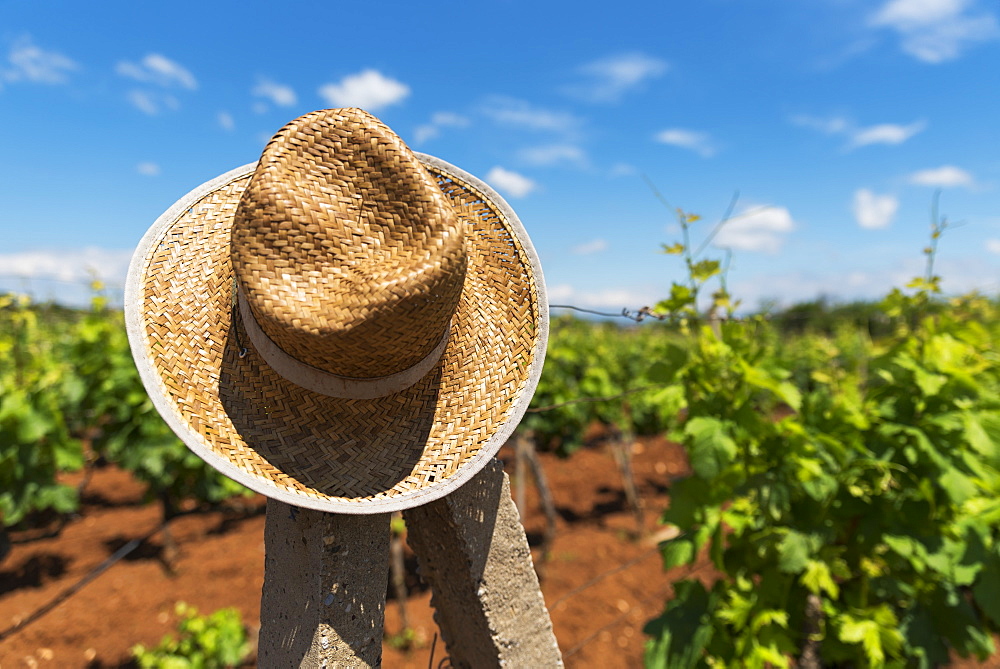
[550,304,667,322]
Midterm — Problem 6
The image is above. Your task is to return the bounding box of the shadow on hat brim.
[125,154,548,514]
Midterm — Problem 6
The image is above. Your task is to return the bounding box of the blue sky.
[1,0,998,312]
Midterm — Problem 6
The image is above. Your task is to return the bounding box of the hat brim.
[125,153,548,514]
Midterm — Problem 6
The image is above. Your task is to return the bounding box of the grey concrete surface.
[258,500,390,668]
[404,458,564,668]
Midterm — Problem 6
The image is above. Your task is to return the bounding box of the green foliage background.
[132,602,251,669]
[641,203,1000,667]
[0,285,248,533]
[644,290,1000,668]
[2,197,999,667]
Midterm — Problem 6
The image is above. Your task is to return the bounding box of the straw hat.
[125,108,547,514]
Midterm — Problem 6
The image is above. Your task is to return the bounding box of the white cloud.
[875,0,968,24]
[1,35,77,87]
[0,247,133,283]
[792,114,926,150]
[218,111,235,131]
[870,0,999,62]
[481,96,582,136]
[714,206,796,254]
[814,38,880,70]
[431,111,467,126]
[0,247,136,307]
[907,165,975,187]
[567,52,669,103]
[571,239,608,255]
[730,269,892,309]
[485,166,537,198]
[116,53,195,114]
[518,144,588,167]
[654,128,717,157]
[733,254,997,308]
[413,125,439,145]
[791,114,851,135]
[252,77,296,107]
[986,239,1000,254]
[547,284,576,302]
[853,189,899,229]
[137,162,160,176]
[609,163,637,177]
[318,69,409,111]
[126,89,178,115]
[848,120,927,148]
[116,53,197,89]
[127,90,158,115]
[413,111,470,144]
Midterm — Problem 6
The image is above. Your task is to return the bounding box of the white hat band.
[237,285,451,400]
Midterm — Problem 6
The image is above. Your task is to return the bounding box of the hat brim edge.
[125,157,549,514]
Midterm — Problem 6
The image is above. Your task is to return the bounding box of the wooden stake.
[522,433,558,564]
[515,434,528,515]
[612,402,645,534]
[388,512,410,636]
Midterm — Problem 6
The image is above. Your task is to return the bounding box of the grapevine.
[644,199,1000,667]
[0,286,250,554]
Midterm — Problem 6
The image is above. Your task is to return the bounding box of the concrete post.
[258,500,390,668]
[404,459,564,668]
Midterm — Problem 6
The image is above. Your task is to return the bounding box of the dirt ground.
[0,437,694,668]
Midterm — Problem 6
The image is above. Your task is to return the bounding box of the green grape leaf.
[684,417,737,480]
[690,259,721,283]
[940,467,977,505]
[643,580,715,669]
[656,284,695,314]
[964,414,1000,462]
[661,536,695,570]
[777,530,811,574]
[800,559,839,598]
[973,557,1000,626]
[914,366,948,397]
[647,344,688,384]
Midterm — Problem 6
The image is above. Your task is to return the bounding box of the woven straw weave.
[136,159,540,507]
[232,109,467,379]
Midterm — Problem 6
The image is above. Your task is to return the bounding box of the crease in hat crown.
[231,108,467,394]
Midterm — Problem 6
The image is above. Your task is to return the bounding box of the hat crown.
[232,109,466,381]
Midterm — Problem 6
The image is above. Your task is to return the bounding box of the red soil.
[0,437,690,668]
